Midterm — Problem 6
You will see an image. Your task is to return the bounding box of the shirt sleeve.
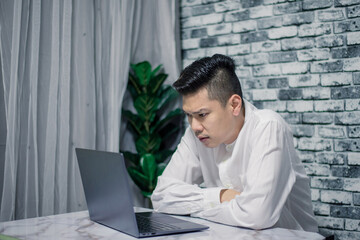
[151,127,223,215]
[192,120,296,229]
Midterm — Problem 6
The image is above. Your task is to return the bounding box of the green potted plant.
[121,61,184,199]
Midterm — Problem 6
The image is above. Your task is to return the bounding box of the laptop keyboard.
[136,214,181,233]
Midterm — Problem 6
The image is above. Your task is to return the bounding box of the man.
[151,54,318,232]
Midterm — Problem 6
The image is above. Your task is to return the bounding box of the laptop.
[75,148,209,238]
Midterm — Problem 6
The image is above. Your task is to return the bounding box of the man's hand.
[220,189,241,203]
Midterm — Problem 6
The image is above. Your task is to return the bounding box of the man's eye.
[199,113,208,118]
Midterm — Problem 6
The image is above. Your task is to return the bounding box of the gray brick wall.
[180,0,360,239]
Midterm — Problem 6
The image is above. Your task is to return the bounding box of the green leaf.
[127,166,149,192]
[157,86,179,111]
[150,64,162,79]
[140,154,157,185]
[128,72,141,96]
[151,108,183,134]
[141,191,153,198]
[134,95,160,123]
[149,73,168,95]
[135,134,162,155]
[121,151,140,166]
[157,163,167,177]
[154,149,174,163]
[122,110,143,136]
[132,61,152,86]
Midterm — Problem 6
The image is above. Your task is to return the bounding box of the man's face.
[182,88,240,148]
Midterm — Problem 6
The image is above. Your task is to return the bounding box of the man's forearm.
[220,189,241,203]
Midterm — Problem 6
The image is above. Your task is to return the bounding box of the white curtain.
[0,0,180,221]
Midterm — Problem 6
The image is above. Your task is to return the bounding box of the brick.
[316,35,345,48]
[298,49,330,62]
[253,64,281,76]
[291,125,315,137]
[311,177,344,190]
[344,58,360,71]
[282,12,314,26]
[278,89,302,100]
[262,101,287,112]
[332,86,360,99]
[304,163,330,176]
[332,166,360,177]
[183,48,206,59]
[303,112,333,124]
[225,10,250,22]
[201,13,224,25]
[268,26,297,39]
[207,23,232,36]
[313,202,330,215]
[331,45,360,58]
[320,73,352,86]
[192,4,215,16]
[318,10,346,22]
[345,219,360,231]
[316,152,346,164]
[289,75,320,87]
[214,1,240,12]
[348,126,360,137]
[244,78,268,89]
[318,126,346,138]
[280,112,302,124]
[236,68,251,78]
[281,38,314,50]
[287,101,314,112]
[298,138,332,151]
[335,139,360,151]
[344,178,360,191]
[273,2,302,15]
[354,72,360,84]
[303,87,331,100]
[348,152,360,165]
[298,151,316,163]
[267,77,288,88]
[217,35,240,46]
[330,206,360,219]
[347,32,360,45]
[181,16,202,28]
[332,231,360,240]
[244,53,268,66]
[335,111,360,125]
[311,189,320,201]
[321,190,352,204]
[257,16,282,29]
[263,0,287,4]
[231,55,244,66]
[303,0,333,10]
[233,20,257,33]
[335,0,360,6]
[241,0,263,8]
[347,5,360,18]
[334,19,360,33]
[311,60,343,73]
[299,23,332,37]
[227,44,251,55]
[252,89,278,101]
[252,40,281,52]
[241,31,268,43]
[190,28,207,38]
[181,7,192,18]
[182,39,200,49]
[355,193,360,205]
[316,216,345,229]
[249,5,273,19]
[281,62,308,74]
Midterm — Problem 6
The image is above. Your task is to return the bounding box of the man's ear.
[229,94,242,116]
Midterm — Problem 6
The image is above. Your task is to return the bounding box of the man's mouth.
[198,136,209,142]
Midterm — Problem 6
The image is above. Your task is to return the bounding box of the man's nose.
[190,118,203,133]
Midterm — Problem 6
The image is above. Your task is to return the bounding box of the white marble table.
[0,209,325,240]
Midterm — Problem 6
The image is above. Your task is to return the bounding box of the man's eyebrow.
[183,108,209,115]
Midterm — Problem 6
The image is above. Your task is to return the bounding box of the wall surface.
[0,64,5,204]
[180,0,360,239]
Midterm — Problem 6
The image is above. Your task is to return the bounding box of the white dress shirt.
[151,100,318,232]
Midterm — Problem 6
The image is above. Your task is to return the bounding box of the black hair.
[173,54,243,107]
